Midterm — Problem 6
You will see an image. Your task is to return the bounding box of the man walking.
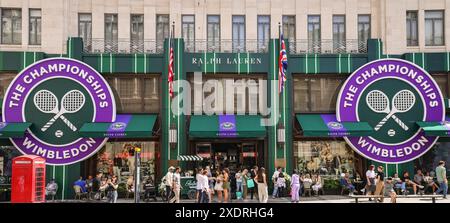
[271,167,282,198]
[165,166,175,202]
[435,161,448,199]
[171,167,182,203]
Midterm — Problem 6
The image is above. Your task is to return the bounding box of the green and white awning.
[417,116,450,136]
[189,115,266,138]
[296,114,373,137]
[177,155,204,161]
[0,122,32,138]
[79,114,157,138]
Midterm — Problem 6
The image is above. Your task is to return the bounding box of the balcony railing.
[81,38,367,54]
[288,39,367,54]
[184,39,270,53]
[83,38,163,54]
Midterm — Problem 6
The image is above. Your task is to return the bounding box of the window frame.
[78,13,92,50]
[182,14,195,52]
[28,8,41,45]
[257,15,271,52]
[1,8,22,45]
[232,15,246,52]
[425,10,445,46]
[207,15,221,52]
[406,11,419,46]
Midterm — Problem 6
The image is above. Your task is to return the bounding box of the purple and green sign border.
[337,58,445,164]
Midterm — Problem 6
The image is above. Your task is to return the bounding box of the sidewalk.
[38,195,450,203]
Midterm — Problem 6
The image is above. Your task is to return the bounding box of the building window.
[232,15,245,52]
[106,76,160,113]
[282,15,296,41]
[96,142,159,184]
[257,15,270,52]
[182,15,195,52]
[28,9,41,45]
[130,14,144,53]
[293,76,346,112]
[432,74,449,98]
[358,15,370,53]
[207,15,220,52]
[104,14,118,53]
[156,14,170,53]
[406,11,418,46]
[78,13,92,51]
[293,141,356,178]
[415,141,450,177]
[333,15,345,53]
[189,75,266,114]
[425,10,444,46]
[1,8,22,44]
[307,15,321,53]
[0,73,16,98]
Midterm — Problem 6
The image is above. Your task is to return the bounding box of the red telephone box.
[11,155,46,203]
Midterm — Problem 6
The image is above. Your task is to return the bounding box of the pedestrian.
[251,166,259,198]
[206,166,215,203]
[92,172,102,200]
[106,176,118,203]
[374,166,385,202]
[222,168,230,203]
[195,167,203,202]
[435,161,448,199]
[199,170,210,203]
[235,169,243,199]
[45,179,58,201]
[74,176,87,193]
[290,169,300,203]
[364,165,376,199]
[255,167,268,203]
[271,167,281,198]
[164,166,175,202]
[214,170,224,202]
[242,169,249,200]
[171,167,182,203]
[276,172,286,197]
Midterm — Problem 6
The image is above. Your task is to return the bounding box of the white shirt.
[173,173,181,188]
[366,170,376,178]
[197,174,209,191]
[272,170,280,180]
[165,172,174,186]
[196,173,203,190]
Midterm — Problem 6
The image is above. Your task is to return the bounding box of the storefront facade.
[1,36,450,200]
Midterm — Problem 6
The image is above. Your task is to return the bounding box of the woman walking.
[290,170,300,203]
[214,170,224,203]
[255,167,268,203]
[222,168,230,203]
[242,169,249,200]
[106,176,119,203]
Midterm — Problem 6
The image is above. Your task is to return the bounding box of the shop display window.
[293,141,355,179]
[96,142,158,184]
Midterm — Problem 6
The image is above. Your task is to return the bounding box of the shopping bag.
[236,191,242,199]
[247,179,255,188]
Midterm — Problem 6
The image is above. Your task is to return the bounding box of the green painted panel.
[184,52,269,73]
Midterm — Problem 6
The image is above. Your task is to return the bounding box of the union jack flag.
[168,28,174,98]
[278,33,288,94]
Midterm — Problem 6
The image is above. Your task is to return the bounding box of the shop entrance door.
[194,142,261,172]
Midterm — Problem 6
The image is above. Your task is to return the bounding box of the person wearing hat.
[164,166,175,202]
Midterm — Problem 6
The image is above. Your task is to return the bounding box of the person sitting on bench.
[424,171,439,194]
[401,171,424,195]
[384,177,397,203]
[340,173,355,195]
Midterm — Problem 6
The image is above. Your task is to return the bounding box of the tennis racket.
[366,90,415,131]
[38,90,85,132]
[34,90,75,131]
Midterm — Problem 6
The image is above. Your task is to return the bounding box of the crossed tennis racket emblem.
[365,89,416,131]
[33,89,86,132]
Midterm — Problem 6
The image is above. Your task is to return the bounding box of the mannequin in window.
[127,148,135,176]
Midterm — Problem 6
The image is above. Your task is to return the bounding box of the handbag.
[247,179,255,188]
[236,191,242,199]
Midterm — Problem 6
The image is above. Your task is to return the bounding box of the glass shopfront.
[414,141,450,176]
[293,140,356,178]
[95,141,159,183]
[0,145,20,201]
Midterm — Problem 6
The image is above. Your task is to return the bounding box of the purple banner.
[320,114,348,136]
[218,115,238,137]
[106,114,132,137]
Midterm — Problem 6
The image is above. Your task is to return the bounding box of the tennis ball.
[55,130,64,138]
[388,129,395,137]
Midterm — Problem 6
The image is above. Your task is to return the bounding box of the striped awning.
[177,155,204,161]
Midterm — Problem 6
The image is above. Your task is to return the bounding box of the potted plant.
[323,178,340,195]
